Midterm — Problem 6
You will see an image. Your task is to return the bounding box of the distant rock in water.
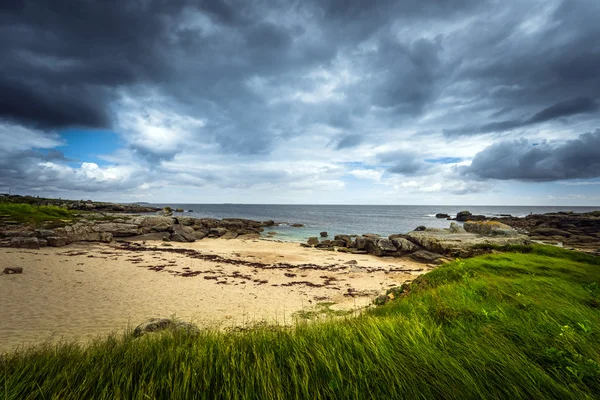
[435,213,450,219]
[320,231,328,237]
[456,211,472,221]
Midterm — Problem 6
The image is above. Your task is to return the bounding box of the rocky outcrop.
[435,213,450,219]
[406,228,529,258]
[492,211,600,251]
[463,221,519,236]
[0,195,160,213]
[10,237,40,249]
[93,223,141,237]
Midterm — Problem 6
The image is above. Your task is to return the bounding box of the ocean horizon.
[147,204,600,242]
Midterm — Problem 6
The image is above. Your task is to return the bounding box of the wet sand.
[0,238,429,353]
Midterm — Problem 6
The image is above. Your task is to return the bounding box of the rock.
[377,238,397,252]
[466,215,487,221]
[449,222,464,233]
[170,226,195,242]
[411,250,445,263]
[414,226,427,231]
[93,223,140,237]
[329,239,345,247]
[133,318,199,338]
[463,221,518,236]
[390,237,419,253]
[407,230,529,258]
[374,295,388,306]
[307,237,320,246]
[334,235,352,247]
[2,267,23,274]
[10,237,40,249]
[188,210,194,212]
[157,207,174,216]
[267,231,278,236]
[209,227,228,237]
[355,236,368,250]
[291,223,304,227]
[435,213,450,219]
[2,230,36,238]
[320,231,328,237]
[237,233,261,240]
[35,229,56,238]
[345,260,358,265]
[175,208,184,213]
[193,231,207,240]
[456,211,472,221]
[532,228,572,237]
[221,231,238,239]
[178,217,195,226]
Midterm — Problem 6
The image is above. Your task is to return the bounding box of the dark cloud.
[444,97,598,136]
[460,129,600,181]
[335,134,363,150]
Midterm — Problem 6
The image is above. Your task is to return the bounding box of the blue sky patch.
[56,129,122,166]
[425,157,462,164]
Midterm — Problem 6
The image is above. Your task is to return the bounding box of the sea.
[147,204,600,243]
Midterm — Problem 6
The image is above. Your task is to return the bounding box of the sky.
[1,0,600,205]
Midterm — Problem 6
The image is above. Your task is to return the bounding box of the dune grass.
[2,245,599,399]
[0,202,75,226]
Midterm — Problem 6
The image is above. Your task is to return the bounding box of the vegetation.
[0,202,75,227]
[1,245,599,399]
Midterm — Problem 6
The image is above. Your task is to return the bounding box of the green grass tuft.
[0,202,75,227]
[1,245,599,399]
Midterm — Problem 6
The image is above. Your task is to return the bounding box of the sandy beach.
[0,238,429,353]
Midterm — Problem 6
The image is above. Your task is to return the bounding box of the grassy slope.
[0,203,75,226]
[1,246,599,399]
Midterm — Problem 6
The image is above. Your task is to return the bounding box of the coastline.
[0,238,427,353]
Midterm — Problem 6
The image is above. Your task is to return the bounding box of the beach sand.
[0,238,429,353]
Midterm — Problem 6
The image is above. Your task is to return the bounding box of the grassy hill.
[1,245,599,399]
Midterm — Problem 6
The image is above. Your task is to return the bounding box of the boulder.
[463,221,518,236]
[377,238,397,252]
[3,267,23,274]
[209,227,228,237]
[46,236,69,247]
[435,213,450,219]
[291,223,304,227]
[170,226,195,242]
[320,231,328,237]
[334,235,352,247]
[35,229,56,238]
[331,240,347,247]
[93,223,140,237]
[390,237,419,253]
[157,208,174,217]
[411,250,445,263]
[178,217,195,226]
[221,231,238,239]
[307,237,320,246]
[10,237,40,249]
[133,318,199,338]
[193,230,208,240]
[175,208,184,213]
[449,222,464,233]
[456,211,472,221]
[356,236,368,250]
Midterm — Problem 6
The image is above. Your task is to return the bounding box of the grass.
[0,203,75,227]
[1,245,599,399]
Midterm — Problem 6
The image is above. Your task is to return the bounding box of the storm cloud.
[1,0,599,203]
[460,130,600,181]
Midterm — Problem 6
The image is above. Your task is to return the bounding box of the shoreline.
[0,238,428,354]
